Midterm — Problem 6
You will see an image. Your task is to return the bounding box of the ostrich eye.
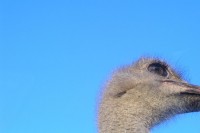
[148,63,168,77]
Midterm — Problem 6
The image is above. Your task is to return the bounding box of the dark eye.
[148,63,168,77]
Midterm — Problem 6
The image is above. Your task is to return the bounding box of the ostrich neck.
[99,86,182,133]
[99,95,178,133]
[121,116,151,133]
[99,103,152,133]
[99,97,159,133]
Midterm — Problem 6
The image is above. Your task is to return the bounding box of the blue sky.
[1,0,200,133]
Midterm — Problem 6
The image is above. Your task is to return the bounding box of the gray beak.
[159,79,200,95]
[180,83,200,95]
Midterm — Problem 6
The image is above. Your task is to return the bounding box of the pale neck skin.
[99,97,151,133]
[98,85,187,133]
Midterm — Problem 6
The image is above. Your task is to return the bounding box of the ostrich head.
[98,58,200,133]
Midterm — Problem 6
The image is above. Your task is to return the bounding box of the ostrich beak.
[180,83,200,95]
[159,79,200,95]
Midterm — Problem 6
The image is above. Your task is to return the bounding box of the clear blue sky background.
[1,0,200,133]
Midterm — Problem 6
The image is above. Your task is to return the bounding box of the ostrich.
[98,57,200,133]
